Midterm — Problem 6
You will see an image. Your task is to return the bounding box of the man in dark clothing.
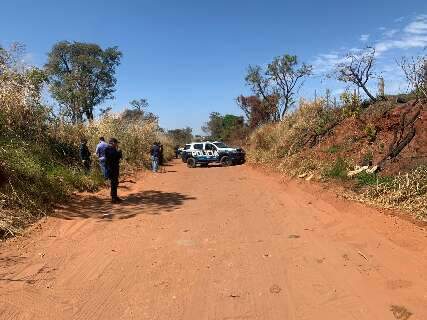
[159,143,164,166]
[174,145,180,159]
[79,138,91,173]
[105,138,123,203]
[150,142,160,173]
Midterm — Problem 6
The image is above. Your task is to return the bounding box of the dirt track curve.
[1,160,427,320]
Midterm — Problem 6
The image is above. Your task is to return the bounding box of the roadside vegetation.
[245,51,426,220]
[202,50,427,220]
[0,42,173,237]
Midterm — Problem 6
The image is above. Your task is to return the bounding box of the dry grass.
[357,167,427,220]
[247,98,427,221]
[390,305,413,320]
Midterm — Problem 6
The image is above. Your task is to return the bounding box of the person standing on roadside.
[159,143,164,166]
[79,138,91,173]
[150,142,160,173]
[174,145,180,159]
[105,138,123,203]
[95,137,109,178]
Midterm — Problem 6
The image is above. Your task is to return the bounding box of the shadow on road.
[54,190,196,221]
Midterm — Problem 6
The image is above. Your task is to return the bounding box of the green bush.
[355,171,393,187]
[327,145,341,154]
[324,158,349,179]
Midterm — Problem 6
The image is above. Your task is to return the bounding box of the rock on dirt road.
[1,160,426,319]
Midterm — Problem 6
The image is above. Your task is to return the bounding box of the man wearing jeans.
[95,137,109,178]
[150,142,160,173]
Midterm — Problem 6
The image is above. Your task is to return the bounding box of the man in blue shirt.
[95,137,109,178]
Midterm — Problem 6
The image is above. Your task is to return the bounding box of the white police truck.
[181,141,245,168]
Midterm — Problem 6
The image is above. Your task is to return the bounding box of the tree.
[236,95,277,128]
[99,106,112,118]
[45,41,122,123]
[122,98,150,121]
[0,42,26,74]
[245,54,312,120]
[267,55,313,117]
[202,112,247,143]
[398,54,427,100]
[129,98,149,112]
[222,114,245,142]
[334,47,377,102]
[167,127,193,146]
[0,43,49,139]
[202,112,224,140]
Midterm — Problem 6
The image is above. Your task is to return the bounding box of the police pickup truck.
[181,141,245,168]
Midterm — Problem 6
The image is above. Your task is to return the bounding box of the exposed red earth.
[1,160,426,319]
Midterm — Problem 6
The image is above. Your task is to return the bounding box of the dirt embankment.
[1,160,427,319]
[310,100,427,174]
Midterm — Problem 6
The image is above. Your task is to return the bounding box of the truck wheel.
[187,158,196,168]
[220,156,232,167]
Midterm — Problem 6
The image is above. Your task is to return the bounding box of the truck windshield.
[213,142,229,148]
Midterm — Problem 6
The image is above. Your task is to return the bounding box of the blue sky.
[1,0,427,133]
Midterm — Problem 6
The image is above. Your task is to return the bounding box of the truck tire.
[187,157,196,168]
[220,156,232,167]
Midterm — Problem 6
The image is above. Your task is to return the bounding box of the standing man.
[150,142,160,173]
[95,136,109,178]
[105,138,123,203]
[159,143,164,166]
[174,145,180,159]
[79,138,91,173]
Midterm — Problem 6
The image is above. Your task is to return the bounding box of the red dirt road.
[1,160,427,320]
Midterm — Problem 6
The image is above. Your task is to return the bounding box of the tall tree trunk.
[360,83,377,102]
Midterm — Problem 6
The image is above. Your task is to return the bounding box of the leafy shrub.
[364,123,377,142]
[355,171,393,187]
[340,91,361,118]
[324,158,349,179]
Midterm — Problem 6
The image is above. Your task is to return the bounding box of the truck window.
[205,143,215,150]
[194,144,203,150]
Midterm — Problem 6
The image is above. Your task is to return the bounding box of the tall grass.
[0,45,173,237]
[247,99,341,175]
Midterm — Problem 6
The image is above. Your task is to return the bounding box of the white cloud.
[394,16,405,23]
[310,13,427,86]
[375,35,427,55]
[404,15,427,34]
[360,34,370,42]
[374,15,427,55]
[383,29,398,38]
[311,53,345,73]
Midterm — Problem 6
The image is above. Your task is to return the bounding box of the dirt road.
[1,161,427,320]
